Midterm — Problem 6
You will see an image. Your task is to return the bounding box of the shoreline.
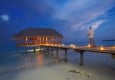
[0,51,115,80]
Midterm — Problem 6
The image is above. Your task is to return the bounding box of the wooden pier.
[13,28,115,66]
[18,44,115,65]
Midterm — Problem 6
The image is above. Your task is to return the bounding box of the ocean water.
[0,49,115,80]
[0,41,115,80]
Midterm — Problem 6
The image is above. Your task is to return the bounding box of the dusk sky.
[0,0,115,50]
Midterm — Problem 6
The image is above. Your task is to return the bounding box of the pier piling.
[80,51,84,65]
[56,48,59,59]
[64,49,68,62]
[33,47,36,53]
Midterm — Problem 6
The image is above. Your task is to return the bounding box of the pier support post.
[46,47,51,56]
[33,47,36,53]
[80,51,84,65]
[25,47,28,53]
[64,49,68,62]
[42,46,45,52]
[112,54,115,59]
[50,48,53,57]
[56,48,59,59]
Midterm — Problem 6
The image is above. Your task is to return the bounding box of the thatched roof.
[13,28,63,38]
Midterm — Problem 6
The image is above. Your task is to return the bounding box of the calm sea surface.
[0,41,115,80]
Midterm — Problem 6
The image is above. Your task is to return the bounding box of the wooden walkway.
[17,44,115,65]
[39,44,115,54]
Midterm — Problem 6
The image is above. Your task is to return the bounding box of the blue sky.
[0,0,115,49]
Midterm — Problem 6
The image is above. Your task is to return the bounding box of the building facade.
[13,28,63,47]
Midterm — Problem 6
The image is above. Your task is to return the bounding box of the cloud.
[47,0,115,42]
[0,14,9,21]
[91,20,105,30]
[52,0,115,31]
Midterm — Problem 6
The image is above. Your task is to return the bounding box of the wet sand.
[0,51,115,80]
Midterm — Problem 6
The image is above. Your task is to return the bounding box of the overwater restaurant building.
[13,28,63,47]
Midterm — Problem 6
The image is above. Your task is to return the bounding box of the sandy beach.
[0,50,115,80]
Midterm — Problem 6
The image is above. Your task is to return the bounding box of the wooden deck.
[17,44,115,65]
[39,44,115,64]
[38,44,115,54]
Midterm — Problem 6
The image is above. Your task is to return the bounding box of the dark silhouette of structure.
[88,26,96,47]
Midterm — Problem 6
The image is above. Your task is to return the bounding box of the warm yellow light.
[113,46,115,48]
[46,37,48,40]
[25,37,28,43]
[51,44,53,46]
[36,48,41,51]
[70,44,76,48]
[88,44,91,48]
[27,48,41,52]
[100,46,104,50]
[58,44,61,47]
[54,44,56,46]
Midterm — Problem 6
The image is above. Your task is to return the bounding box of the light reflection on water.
[0,51,115,80]
[0,51,49,80]
[0,52,44,73]
[36,51,44,67]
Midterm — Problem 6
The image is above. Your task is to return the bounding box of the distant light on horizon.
[0,14,9,21]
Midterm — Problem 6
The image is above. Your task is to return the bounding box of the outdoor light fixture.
[100,45,104,51]
[70,44,76,48]
[88,44,91,48]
